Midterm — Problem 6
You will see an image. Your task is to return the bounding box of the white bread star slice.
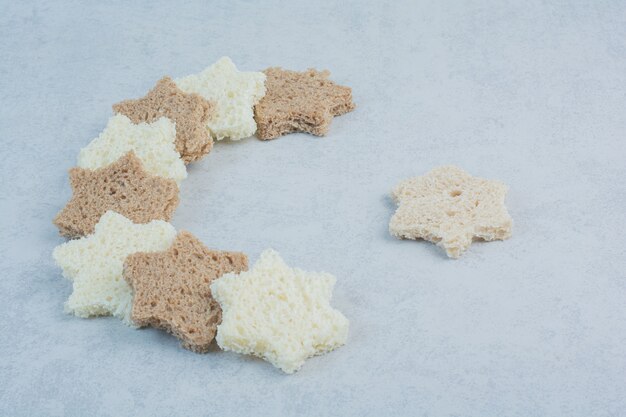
[211,249,349,373]
[390,165,512,258]
[175,57,266,141]
[78,114,187,184]
[52,211,176,323]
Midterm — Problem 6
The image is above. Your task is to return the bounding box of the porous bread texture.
[78,114,186,183]
[52,211,176,324]
[254,67,356,140]
[211,249,349,374]
[53,152,179,239]
[123,231,248,353]
[175,57,266,141]
[390,166,513,258]
[113,77,215,164]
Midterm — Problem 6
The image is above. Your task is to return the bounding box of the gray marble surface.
[1,1,625,416]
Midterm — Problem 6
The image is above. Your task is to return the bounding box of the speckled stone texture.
[1,1,625,417]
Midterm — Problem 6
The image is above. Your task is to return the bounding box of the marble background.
[1,1,625,416]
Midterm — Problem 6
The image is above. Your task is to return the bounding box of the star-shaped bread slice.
[390,166,513,258]
[123,231,248,353]
[78,114,186,183]
[113,77,215,163]
[53,211,177,323]
[54,152,179,239]
[210,249,349,374]
[253,67,356,140]
[175,57,266,141]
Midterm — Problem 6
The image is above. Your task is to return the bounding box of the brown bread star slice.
[123,231,248,353]
[113,77,216,163]
[53,152,179,239]
[254,67,355,140]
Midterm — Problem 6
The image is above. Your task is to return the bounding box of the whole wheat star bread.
[53,152,179,239]
[390,166,513,258]
[254,67,355,140]
[123,231,248,353]
[113,77,215,163]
